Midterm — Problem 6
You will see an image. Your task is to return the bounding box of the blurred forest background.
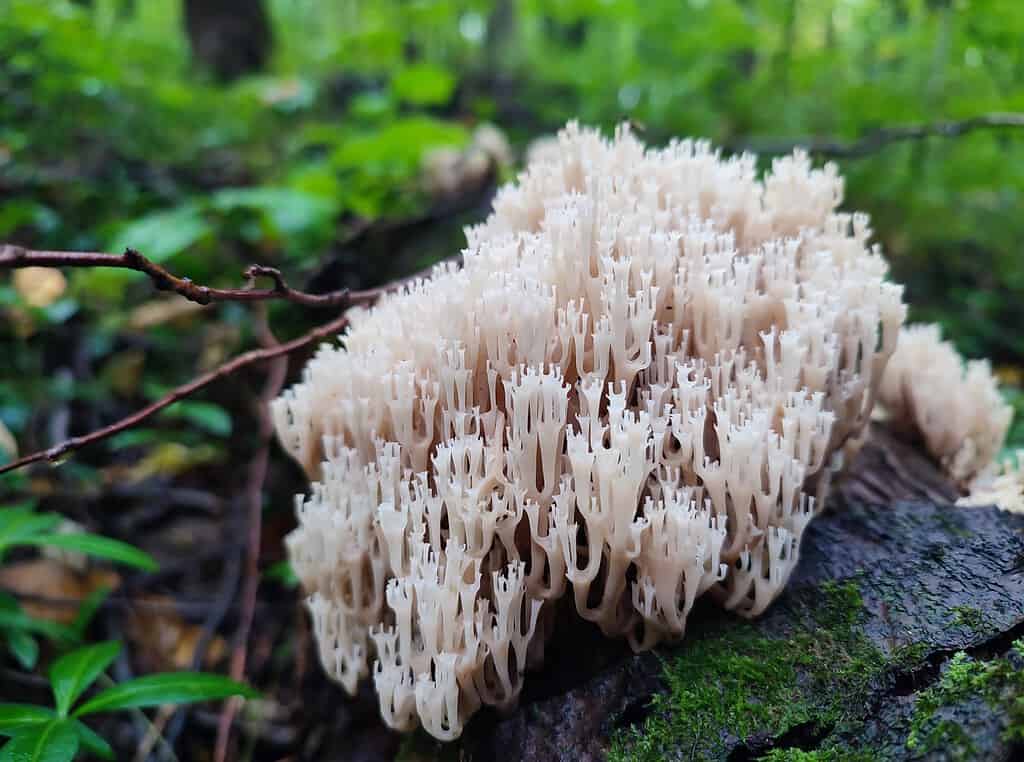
[0,0,1022,759]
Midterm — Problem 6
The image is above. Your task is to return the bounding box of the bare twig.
[0,243,422,311]
[133,705,177,762]
[0,312,348,476]
[732,112,1024,158]
[162,535,244,753]
[214,307,287,762]
[0,244,353,308]
[0,241,446,477]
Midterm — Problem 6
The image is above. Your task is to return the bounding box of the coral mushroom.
[272,122,907,739]
[879,323,1012,486]
[958,451,1024,515]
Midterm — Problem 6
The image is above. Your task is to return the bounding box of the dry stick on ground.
[214,307,288,762]
[132,705,178,762]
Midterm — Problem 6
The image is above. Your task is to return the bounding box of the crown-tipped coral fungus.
[272,122,907,740]
[879,323,1012,486]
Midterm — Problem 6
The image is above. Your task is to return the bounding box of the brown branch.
[215,308,287,762]
[0,244,353,308]
[0,312,349,476]
[0,240,451,477]
[731,112,1024,159]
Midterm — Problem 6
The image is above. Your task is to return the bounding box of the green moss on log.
[609,581,886,761]
[949,605,988,632]
[757,749,876,762]
[906,639,1024,760]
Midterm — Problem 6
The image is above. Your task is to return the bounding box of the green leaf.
[0,508,62,554]
[0,607,77,646]
[0,705,54,738]
[158,401,232,438]
[391,63,456,106]
[70,588,110,641]
[5,629,39,670]
[74,672,258,717]
[49,641,121,717]
[106,429,164,450]
[25,534,157,573]
[0,502,37,516]
[210,187,336,239]
[69,721,111,761]
[109,204,211,264]
[39,300,78,326]
[0,720,78,762]
[331,117,469,170]
[264,560,298,588]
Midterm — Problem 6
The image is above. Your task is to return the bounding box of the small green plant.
[0,640,258,760]
[0,501,157,571]
[0,501,157,669]
[264,559,298,588]
[0,590,101,672]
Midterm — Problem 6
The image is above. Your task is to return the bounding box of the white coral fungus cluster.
[958,448,1024,514]
[958,451,1024,515]
[272,123,907,740]
[879,323,1012,485]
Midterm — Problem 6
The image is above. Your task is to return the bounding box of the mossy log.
[316,425,1024,761]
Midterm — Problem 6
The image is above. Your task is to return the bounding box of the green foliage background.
[1,0,1022,476]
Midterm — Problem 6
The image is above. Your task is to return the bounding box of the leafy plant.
[0,502,156,669]
[0,640,259,760]
[0,593,75,671]
[0,502,156,571]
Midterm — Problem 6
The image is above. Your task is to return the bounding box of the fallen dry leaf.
[995,365,1023,388]
[105,442,224,483]
[13,266,67,308]
[126,595,226,670]
[128,297,204,330]
[0,418,16,461]
[101,349,146,397]
[0,559,120,624]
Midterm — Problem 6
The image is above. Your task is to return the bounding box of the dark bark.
[183,0,272,82]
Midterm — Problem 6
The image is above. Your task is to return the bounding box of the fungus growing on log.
[879,323,1012,485]
[272,122,907,739]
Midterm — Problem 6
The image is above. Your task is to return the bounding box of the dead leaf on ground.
[0,419,16,461]
[128,297,204,330]
[126,595,226,670]
[13,266,67,308]
[104,442,224,483]
[995,365,1023,388]
[0,559,120,624]
[101,349,146,397]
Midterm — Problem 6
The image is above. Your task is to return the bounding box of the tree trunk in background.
[183,0,272,82]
